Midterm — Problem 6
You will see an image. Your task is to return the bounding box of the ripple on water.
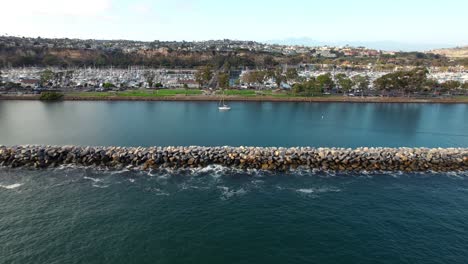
[296,187,342,194]
[1,166,467,196]
[83,176,103,183]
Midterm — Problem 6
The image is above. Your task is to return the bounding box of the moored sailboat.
[218,90,231,111]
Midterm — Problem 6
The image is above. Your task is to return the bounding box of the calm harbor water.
[1,101,468,263]
[0,100,467,147]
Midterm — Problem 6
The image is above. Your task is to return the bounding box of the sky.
[1,0,467,50]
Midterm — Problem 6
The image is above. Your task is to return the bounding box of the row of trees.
[439,80,468,91]
[374,68,468,95]
[195,66,214,87]
[241,68,299,88]
[373,68,429,95]
[191,65,468,96]
[193,66,301,90]
[3,66,467,96]
[292,68,467,96]
[193,65,232,90]
[292,73,336,96]
[142,71,163,88]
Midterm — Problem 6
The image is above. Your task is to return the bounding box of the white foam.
[153,188,170,196]
[110,169,130,175]
[55,164,79,170]
[146,170,157,177]
[297,187,341,194]
[0,183,23,189]
[178,182,201,190]
[156,173,170,180]
[297,188,315,194]
[318,187,341,193]
[445,171,468,180]
[83,176,102,183]
[206,165,228,178]
[92,183,109,188]
[251,179,265,188]
[218,186,247,200]
[143,186,170,196]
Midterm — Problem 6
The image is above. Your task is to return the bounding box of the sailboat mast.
[220,88,225,105]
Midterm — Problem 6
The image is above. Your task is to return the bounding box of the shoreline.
[0,94,467,104]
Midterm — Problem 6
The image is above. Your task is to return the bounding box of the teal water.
[1,168,468,264]
[1,101,468,263]
[0,101,467,147]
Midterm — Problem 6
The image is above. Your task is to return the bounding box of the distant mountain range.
[265,37,462,52]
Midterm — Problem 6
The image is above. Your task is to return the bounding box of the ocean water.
[1,167,468,264]
[1,101,468,263]
[0,101,467,147]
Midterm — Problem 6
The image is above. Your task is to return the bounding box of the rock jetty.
[0,145,466,172]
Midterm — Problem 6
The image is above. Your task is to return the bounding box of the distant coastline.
[1,94,467,104]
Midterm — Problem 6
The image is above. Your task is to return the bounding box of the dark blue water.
[1,101,468,263]
[1,167,468,264]
[0,101,467,147]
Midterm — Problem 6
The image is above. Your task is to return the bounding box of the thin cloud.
[2,0,112,17]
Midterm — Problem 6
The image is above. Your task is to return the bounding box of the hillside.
[429,46,468,58]
[0,36,465,68]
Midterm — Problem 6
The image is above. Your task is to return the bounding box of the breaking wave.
[83,176,103,183]
[2,164,467,180]
[0,183,23,190]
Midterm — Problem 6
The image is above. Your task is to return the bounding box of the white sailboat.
[218,90,231,111]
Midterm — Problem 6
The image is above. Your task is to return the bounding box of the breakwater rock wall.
[0,145,467,172]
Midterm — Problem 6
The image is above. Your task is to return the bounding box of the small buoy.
[322,115,324,119]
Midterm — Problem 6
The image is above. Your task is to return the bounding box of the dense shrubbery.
[290,68,468,96]
[102,82,115,89]
[292,73,335,96]
[292,79,324,96]
[373,68,429,94]
[373,68,468,95]
[39,92,64,101]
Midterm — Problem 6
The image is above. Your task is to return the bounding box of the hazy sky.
[2,0,467,47]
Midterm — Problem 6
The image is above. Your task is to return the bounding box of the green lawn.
[218,89,273,97]
[68,92,114,97]
[62,90,468,101]
[68,89,203,97]
[68,89,341,99]
[269,92,332,98]
[119,89,202,97]
[221,89,322,97]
